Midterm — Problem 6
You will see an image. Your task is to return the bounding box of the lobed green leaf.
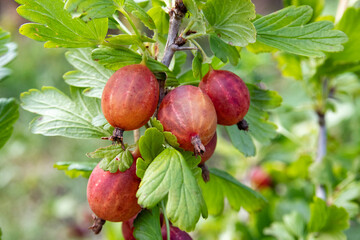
[209,35,240,66]
[253,6,348,57]
[21,87,110,139]
[65,0,117,21]
[98,149,133,172]
[64,48,113,98]
[16,0,108,48]
[199,168,267,215]
[137,148,207,231]
[203,0,256,46]
[133,207,162,240]
[139,128,165,164]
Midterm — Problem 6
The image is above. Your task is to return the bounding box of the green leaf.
[172,52,187,76]
[224,125,255,157]
[21,87,110,139]
[0,28,17,81]
[283,211,305,237]
[264,211,306,240]
[163,132,179,148]
[308,198,349,234]
[105,34,155,48]
[245,106,277,144]
[54,161,97,178]
[136,157,148,179]
[192,50,202,79]
[283,0,325,21]
[0,98,19,149]
[198,168,267,215]
[275,52,303,80]
[203,0,256,46]
[254,6,348,57]
[264,222,296,240]
[328,8,360,63]
[137,148,207,231]
[209,35,240,66]
[333,181,360,218]
[64,48,114,99]
[150,117,164,132]
[87,144,123,158]
[183,0,199,17]
[133,207,162,240]
[99,149,133,172]
[16,0,108,48]
[65,0,117,21]
[124,0,156,30]
[91,46,178,85]
[247,84,282,110]
[147,6,169,34]
[139,128,165,164]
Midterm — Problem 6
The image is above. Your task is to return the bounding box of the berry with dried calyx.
[199,68,250,126]
[200,133,217,164]
[158,85,217,155]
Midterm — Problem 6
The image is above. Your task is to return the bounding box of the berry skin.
[200,133,217,164]
[199,69,250,126]
[250,167,272,190]
[87,159,141,222]
[122,215,192,240]
[158,85,217,153]
[101,64,159,130]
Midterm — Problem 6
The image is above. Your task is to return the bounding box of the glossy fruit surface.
[158,85,217,152]
[101,64,159,130]
[250,167,272,189]
[87,160,141,222]
[161,225,192,240]
[199,69,250,125]
[200,133,217,164]
[122,215,137,240]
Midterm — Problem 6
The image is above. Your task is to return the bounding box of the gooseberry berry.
[158,85,217,154]
[199,68,250,126]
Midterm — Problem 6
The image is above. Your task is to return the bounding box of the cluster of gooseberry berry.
[86,62,250,238]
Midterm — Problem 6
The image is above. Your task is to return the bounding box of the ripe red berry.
[101,64,159,130]
[158,85,217,154]
[87,159,141,222]
[250,167,272,190]
[200,133,217,164]
[199,68,250,126]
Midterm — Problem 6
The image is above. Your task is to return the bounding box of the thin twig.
[154,0,187,117]
[315,78,328,200]
[161,0,187,67]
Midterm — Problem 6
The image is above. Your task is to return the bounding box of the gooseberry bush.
[4,0,360,239]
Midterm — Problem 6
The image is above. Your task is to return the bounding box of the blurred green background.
[1,0,360,240]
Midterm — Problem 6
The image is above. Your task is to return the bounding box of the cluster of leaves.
[265,198,349,240]
[14,0,356,237]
